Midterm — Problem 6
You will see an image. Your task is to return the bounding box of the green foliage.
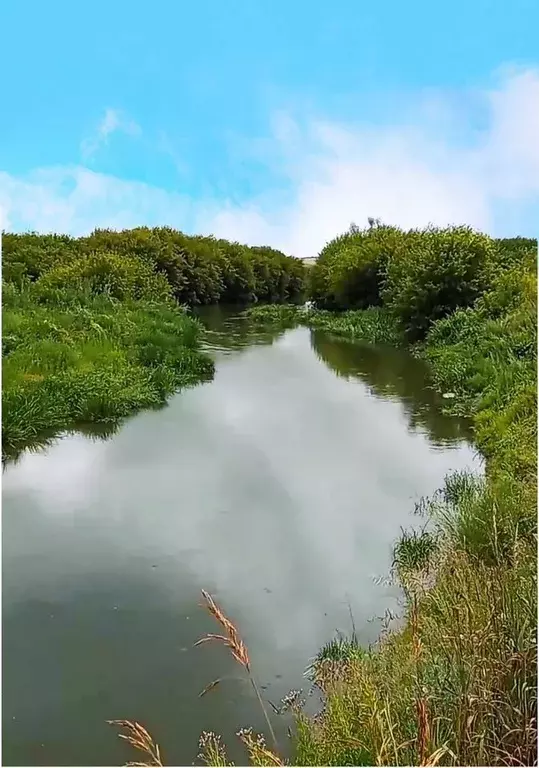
[493,236,537,271]
[296,224,537,766]
[1,232,80,284]
[309,223,502,341]
[244,305,403,345]
[2,227,305,459]
[432,471,536,566]
[424,263,537,482]
[382,226,496,341]
[392,528,439,577]
[215,239,257,303]
[33,250,172,304]
[308,307,403,345]
[245,303,304,327]
[2,285,214,461]
[308,632,365,673]
[249,244,306,303]
[2,227,305,307]
[309,224,406,311]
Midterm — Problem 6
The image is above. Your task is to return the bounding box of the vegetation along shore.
[243,224,537,766]
[1,227,305,462]
[2,222,537,765]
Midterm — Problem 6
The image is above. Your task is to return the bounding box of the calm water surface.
[2,309,480,766]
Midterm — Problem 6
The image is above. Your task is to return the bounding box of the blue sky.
[1,0,538,256]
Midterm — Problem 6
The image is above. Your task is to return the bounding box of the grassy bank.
[1,228,306,461]
[227,225,537,765]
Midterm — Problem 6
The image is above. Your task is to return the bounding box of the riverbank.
[1,229,306,462]
[242,226,537,766]
[3,308,477,767]
[3,224,536,766]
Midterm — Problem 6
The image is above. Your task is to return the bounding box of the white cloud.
[0,166,193,234]
[204,68,539,256]
[480,67,539,198]
[1,68,538,257]
[80,108,141,161]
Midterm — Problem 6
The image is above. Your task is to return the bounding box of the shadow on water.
[194,304,290,355]
[3,422,123,470]
[310,329,473,448]
[3,305,282,469]
[197,306,474,450]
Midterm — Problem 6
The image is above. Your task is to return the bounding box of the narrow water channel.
[2,308,480,767]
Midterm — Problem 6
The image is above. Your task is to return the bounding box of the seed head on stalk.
[195,589,279,752]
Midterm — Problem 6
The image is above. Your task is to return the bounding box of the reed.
[108,720,163,767]
[195,590,279,752]
[111,590,283,767]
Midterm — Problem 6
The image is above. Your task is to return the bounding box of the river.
[2,307,480,766]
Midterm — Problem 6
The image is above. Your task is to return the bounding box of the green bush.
[33,251,172,304]
[493,237,537,272]
[79,227,305,305]
[424,263,537,481]
[2,227,306,308]
[429,471,536,566]
[215,240,257,303]
[308,224,499,340]
[245,303,303,327]
[1,232,81,284]
[383,226,496,341]
[309,224,406,310]
[308,307,403,345]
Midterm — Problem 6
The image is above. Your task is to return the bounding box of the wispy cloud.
[1,68,538,254]
[156,130,192,178]
[80,108,141,161]
[202,67,539,256]
[0,166,192,234]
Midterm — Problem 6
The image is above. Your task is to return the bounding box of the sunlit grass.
[2,288,214,461]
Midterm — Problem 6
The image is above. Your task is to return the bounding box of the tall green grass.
[245,304,403,345]
[291,225,538,766]
[2,285,214,461]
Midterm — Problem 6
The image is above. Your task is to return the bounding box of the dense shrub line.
[2,227,306,306]
[1,227,306,460]
[308,223,534,338]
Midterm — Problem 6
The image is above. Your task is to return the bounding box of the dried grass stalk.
[196,589,278,751]
[108,719,163,767]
